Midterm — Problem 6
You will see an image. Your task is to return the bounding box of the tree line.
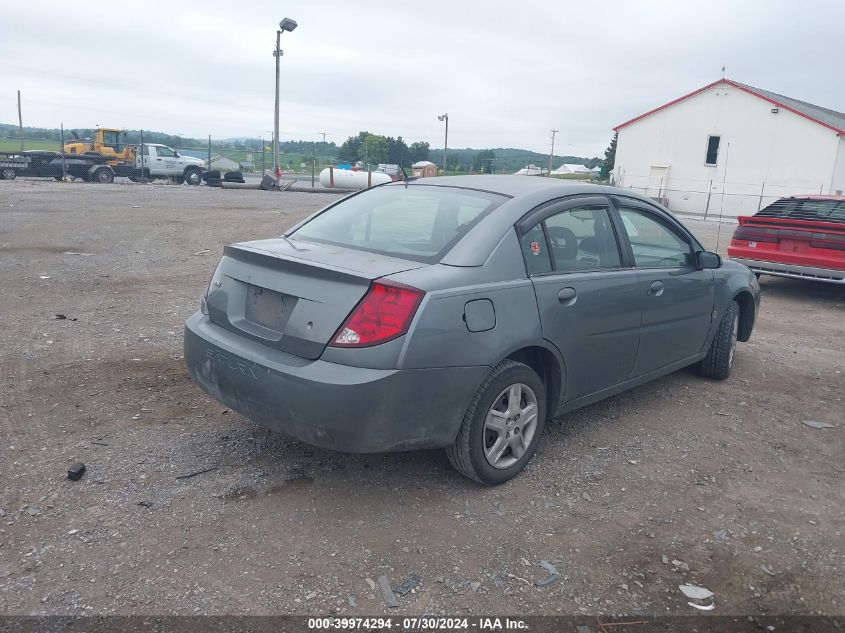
[337,132,430,166]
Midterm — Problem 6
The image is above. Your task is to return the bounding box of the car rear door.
[611,197,715,376]
[518,196,641,403]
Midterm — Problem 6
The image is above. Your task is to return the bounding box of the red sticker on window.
[530,240,541,255]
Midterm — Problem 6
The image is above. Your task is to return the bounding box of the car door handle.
[558,287,577,304]
[649,280,664,296]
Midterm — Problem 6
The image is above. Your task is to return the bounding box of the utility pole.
[17,90,24,151]
[60,124,66,180]
[547,129,558,176]
[139,130,145,181]
[438,113,449,174]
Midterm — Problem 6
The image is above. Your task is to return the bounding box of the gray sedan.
[184,176,760,484]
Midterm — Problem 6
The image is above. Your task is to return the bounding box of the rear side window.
[519,206,621,275]
[545,207,621,271]
[520,223,552,275]
[291,185,507,263]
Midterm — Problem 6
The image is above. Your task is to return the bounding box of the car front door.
[152,146,180,175]
[611,198,715,376]
[518,197,642,404]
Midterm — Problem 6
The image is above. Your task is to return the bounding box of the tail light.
[330,280,424,348]
[809,232,845,251]
[201,261,223,314]
[731,226,779,243]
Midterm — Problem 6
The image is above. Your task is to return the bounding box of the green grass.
[0,138,61,153]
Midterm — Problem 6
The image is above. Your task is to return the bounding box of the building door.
[646,165,670,205]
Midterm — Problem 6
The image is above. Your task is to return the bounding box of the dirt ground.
[0,179,842,617]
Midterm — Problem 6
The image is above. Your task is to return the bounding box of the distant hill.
[1,124,599,173]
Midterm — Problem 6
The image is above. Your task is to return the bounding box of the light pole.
[547,129,558,176]
[274,17,298,184]
[437,113,448,175]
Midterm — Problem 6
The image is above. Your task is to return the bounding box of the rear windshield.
[756,198,845,223]
[290,184,508,262]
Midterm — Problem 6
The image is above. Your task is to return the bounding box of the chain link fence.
[614,170,836,219]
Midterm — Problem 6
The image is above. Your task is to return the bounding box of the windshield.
[291,185,508,262]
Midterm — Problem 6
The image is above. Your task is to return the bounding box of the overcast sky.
[1,1,843,157]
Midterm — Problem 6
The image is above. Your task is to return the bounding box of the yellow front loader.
[64,128,136,164]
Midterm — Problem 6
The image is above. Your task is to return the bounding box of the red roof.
[613,79,845,135]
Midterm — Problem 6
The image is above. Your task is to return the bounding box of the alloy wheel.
[483,382,539,469]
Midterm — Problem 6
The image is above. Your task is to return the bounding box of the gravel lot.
[0,179,842,617]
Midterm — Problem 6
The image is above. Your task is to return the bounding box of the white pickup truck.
[132,143,206,184]
[0,143,207,184]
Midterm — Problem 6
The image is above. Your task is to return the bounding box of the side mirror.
[697,250,722,269]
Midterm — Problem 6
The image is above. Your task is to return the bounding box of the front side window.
[292,185,507,263]
[618,207,693,268]
[705,135,721,165]
[155,146,176,158]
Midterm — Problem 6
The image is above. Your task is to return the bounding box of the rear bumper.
[184,312,489,452]
[729,257,845,284]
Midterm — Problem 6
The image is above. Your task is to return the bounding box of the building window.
[705,135,721,165]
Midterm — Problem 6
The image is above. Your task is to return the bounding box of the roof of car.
[389,175,610,198]
[785,195,845,201]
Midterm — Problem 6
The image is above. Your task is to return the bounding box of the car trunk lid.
[205,237,426,359]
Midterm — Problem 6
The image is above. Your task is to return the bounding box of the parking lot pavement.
[0,179,842,615]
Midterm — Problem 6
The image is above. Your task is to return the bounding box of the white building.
[206,154,241,172]
[514,164,546,176]
[612,78,845,217]
[551,163,591,175]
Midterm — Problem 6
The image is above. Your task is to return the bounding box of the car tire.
[184,167,202,186]
[92,168,114,184]
[2,168,17,180]
[446,359,547,485]
[699,300,739,380]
